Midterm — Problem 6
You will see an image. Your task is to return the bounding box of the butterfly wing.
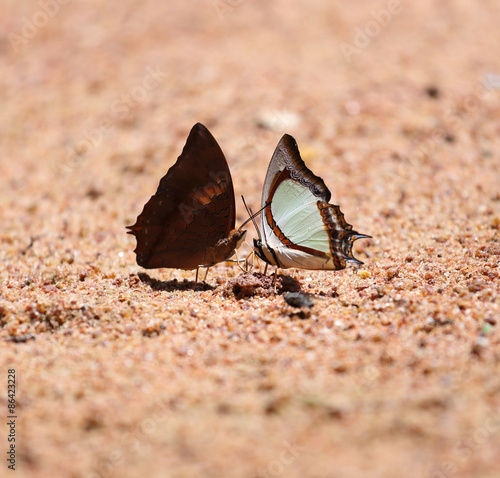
[257,134,369,270]
[127,123,238,270]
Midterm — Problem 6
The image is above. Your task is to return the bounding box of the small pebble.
[283,292,314,308]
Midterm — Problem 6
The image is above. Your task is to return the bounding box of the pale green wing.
[271,179,331,254]
[258,133,370,270]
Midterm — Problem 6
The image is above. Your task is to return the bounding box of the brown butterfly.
[127,123,246,272]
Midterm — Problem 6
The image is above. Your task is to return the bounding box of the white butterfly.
[253,134,370,270]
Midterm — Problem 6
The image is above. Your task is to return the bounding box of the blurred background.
[2,0,499,249]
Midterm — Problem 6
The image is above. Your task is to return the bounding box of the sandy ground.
[1,0,500,477]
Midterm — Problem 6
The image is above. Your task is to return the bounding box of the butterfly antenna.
[240,195,264,240]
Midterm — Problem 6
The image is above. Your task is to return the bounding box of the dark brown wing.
[262,134,332,206]
[127,123,237,270]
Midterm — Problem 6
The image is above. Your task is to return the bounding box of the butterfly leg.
[273,268,278,293]
[203,267,210,282]
[244,238,253,251]
[243,239,255,272]
[234,250,246,273]
[194,267,199,288]
[245,250,255,273]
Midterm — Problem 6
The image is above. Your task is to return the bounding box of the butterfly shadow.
[137,272,216,292]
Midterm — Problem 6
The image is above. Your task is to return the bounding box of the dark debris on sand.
[283,291,314,308]
[224,273,300,299]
